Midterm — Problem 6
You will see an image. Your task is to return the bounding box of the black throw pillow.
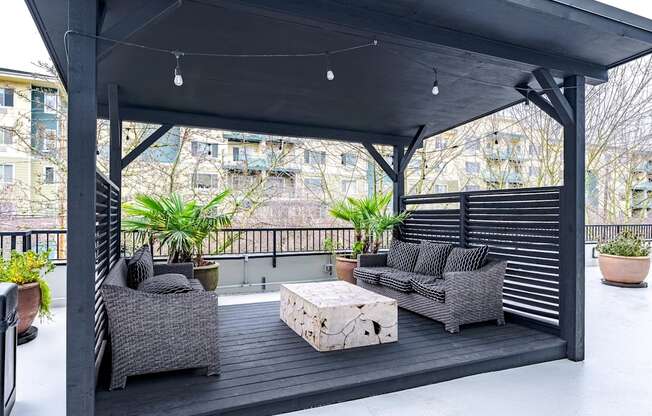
[414,243,453,277]
[386,239,420,272]
[443,246,489,273]
[127,245,154,289]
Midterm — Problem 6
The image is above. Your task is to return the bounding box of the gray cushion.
[413,243,452,277]
[127,246,154,289]
[386,239,420,272]
[379,270,415,292]
[411,278,446,303]
[137,273,192,294]
[353,267,396,285]
[443,246,489,273]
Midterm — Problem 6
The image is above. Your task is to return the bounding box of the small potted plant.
[597,230,650,287]
[123,191,233,291]
[328,193,407,283]
[0,250,54,341]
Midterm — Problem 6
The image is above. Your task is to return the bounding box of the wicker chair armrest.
[443,260,506,318]
[153,262,194,279]
[101,285,219,386]
[357,253,388,267]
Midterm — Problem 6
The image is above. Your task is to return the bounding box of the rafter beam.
[121,124,173,169]
[516,84,562,125]
[533,68,575,126]
[399,124,431,175]
[363,142,397,182]
[97,0,183,61]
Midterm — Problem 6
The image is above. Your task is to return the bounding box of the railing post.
[272,230,277,268]
[459,193,468,248]
[10,236,16,251]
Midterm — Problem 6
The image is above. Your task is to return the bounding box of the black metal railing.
[585,224,652,243]
[1,227,392,265]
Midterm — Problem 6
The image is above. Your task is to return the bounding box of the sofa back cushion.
[443,245,489,273]
[413,243,453,277]
[127,245,154,289]
[104,258,128,287]
[386,239,420,272]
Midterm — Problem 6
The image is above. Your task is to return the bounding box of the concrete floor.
[14,266,651,416]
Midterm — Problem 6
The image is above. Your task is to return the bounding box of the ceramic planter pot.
[335,257,357,284]
[598,253,650,284]
[17,282,40,335]
[194,262,220,291]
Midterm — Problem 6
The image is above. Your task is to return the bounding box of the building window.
[465,140,480,153]
[465,162,480,174]
[464,185,480,192]
[0,164,14,184]
[529,166,540,176]
[528,144,536,155]
[43,92,58,114]
[304,178,322,192]
[192,173,219,189]
[191,141,218,157]
[434,137,446,150]
[341,180,356,194]
[0,127,12,145]
[44,166,55,184]
[434,184,448,194]
[341,152,357,167]
[304,150,326,165]
[0,88,14,107]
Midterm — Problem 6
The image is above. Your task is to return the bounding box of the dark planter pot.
[194,262,220,291]
[335,257,357,284]
[17,282,40,335]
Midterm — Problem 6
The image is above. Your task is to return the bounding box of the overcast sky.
[0,0,650,73]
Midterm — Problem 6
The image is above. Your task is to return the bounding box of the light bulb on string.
[431,68,439,96]
[325,52,334,81]
[173,51,184,87]
[525,89,530,106]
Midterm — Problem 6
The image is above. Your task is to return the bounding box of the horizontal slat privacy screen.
[95,171,121,381]
[401,187,561,328]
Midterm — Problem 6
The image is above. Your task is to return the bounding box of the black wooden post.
[67,1,98,414]
[108,84,122,257]
[559,75,585,361]
[392,145,404,215]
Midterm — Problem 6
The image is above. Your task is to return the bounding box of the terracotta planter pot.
[335,257,357,284]
[598,253,650,284]
[17,282,41,335]
[194,262,220,291]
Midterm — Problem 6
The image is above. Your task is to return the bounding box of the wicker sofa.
[101,259,220,390]
[355,252,506,333]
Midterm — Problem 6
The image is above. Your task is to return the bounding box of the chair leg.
[109,373,127,391]
[206,365,220,377]
[445,323,460,334]
[497,318,506,326]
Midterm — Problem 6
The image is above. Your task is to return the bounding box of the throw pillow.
[127,245,154,289]
[443,245,489,273]
[413,243,453,277]
[386,239,420,272]
[137,273,192,294]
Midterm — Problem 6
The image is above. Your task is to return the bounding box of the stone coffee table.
[280,281,398,352]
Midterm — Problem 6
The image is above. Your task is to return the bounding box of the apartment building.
[0,67,64,230]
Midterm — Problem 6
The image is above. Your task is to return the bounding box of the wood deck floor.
[95,301,566,416]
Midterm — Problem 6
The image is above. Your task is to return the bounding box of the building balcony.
[482,171,523,185]
[223,156,302,174]
[485,149,524,162]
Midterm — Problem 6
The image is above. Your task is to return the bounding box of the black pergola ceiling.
[26,0,652,144]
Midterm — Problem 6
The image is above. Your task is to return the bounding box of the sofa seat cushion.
[353,267,396,285]
[137,273,192,294]
[127,245,154,289]
[443,245,489,273]
[411,278,446,303]
[386,239,420,272]
[378,270,418,292]
[414,243,453,276]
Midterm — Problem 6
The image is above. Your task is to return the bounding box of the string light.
[173,51,184,87]
[431,68,439,96]
[325,52,335,81]
[524,88,530,106]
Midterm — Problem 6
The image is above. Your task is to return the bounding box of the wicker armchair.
[356,253,506,333]
[101,259,220,390]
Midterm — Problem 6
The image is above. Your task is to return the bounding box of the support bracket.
[532,68,575,127]
[515,84,563,125]
[363,142,397,182]
[121,124,173,169]
[399,124,431,175]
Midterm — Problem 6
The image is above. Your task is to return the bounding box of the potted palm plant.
[123,191,233,291]
[597,230,650,287]
[0,250,54,342]
[328,193,407,283]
